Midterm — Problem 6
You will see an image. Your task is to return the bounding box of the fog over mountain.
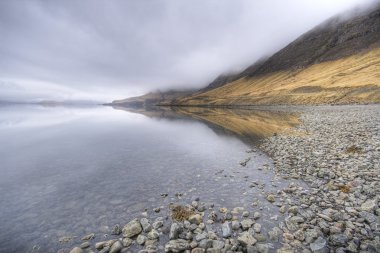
[0,0,377,102]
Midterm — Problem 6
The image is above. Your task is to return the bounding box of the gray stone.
[237,231,257,246]
[69,247,83,253]
[232,220,240,230]
[212,240,224,249]
[189,214,203,225]
[198,239,213,249]
[253,223,261,233]
[136,235,147,245]
[361,199,377,212]
[122,238,133,247]
[140,218,152,232]
[165,239,190,252]
[256,244,269,253]
[122,219,143,238]
[109,241,123,253]
[222,222,232,238]
[147,229,159,240]
[241,219,254,230]
[170,223,183,240]
[329,234,348,247]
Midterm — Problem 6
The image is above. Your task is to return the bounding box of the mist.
[0,0,377,102]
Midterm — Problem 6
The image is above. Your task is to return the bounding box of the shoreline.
[64,105,379,253]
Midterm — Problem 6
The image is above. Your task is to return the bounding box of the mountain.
[175,4,380,106]
[108,89,196,108]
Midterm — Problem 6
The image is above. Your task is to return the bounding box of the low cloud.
[0,0,377,102]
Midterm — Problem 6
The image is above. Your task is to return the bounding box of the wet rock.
[122,219,142,238]
[111,224,122,235]
[266,195,276,203]
[310,237,327,253]
[222,222,232,238]
[109,241,123,253]
[140,218,152,232]
[152,220,164,229]
[81,233,95,241]
[165,239,190,252]
[237,232,257,246]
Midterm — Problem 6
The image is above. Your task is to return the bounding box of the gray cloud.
[0,0,377,102]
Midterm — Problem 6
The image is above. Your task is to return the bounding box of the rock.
[212,240,224,249]
[136,235,147,245]
[268,227,281,242]
[329,234,348,247]
[95,241,106,250]
[80,242,90,249]
[189,214,202,225]
[81,233,95,241]
[294,229,305,241]
[165,239,190,253]
[195,232,208,242]
[256,244,269,253]
[69,247,83,253]
[237,232,257,246]
[198,239,213,249]
[147,229,159,240]
[206,249,221,253]
[109,241,123,253]
[152,220,164,229]
[140,218,152,232]
[288,206,298,214]
[253,223,261,233]
[310,237,327,253]
[253,212,261,220]
[266,195,276,202]
[207,231,217,240]
[122,219,142,238]
[122,238,133,247]
[99,247,110,253]
[361,199,377,212]
[279,206,286,213]
[241,219,254,230]
[232,220,240,230]
[170,223,183,240]
[242,211,250,217]
[222,222,232,238]
[111,224,122,235]
[191,248,205,253]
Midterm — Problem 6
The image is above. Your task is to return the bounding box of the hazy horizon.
[0,0,377,103]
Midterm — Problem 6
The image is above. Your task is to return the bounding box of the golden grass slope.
[178,48,380,105]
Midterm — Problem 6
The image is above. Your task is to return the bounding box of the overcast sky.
[0,0,377,102]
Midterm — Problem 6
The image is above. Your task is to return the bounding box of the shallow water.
[0,105,299,253]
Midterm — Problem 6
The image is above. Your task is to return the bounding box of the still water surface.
[0,105,298,253]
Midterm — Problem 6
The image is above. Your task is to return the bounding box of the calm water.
[0,105,298,253]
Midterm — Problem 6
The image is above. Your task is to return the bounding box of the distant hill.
[109,90,196,107]
[176,4,380,106]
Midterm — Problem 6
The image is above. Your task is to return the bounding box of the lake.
[0,104,299,253]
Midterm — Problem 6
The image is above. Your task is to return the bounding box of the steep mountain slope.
[176,5,380,106]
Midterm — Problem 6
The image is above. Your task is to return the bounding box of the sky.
[0,0,377,103]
